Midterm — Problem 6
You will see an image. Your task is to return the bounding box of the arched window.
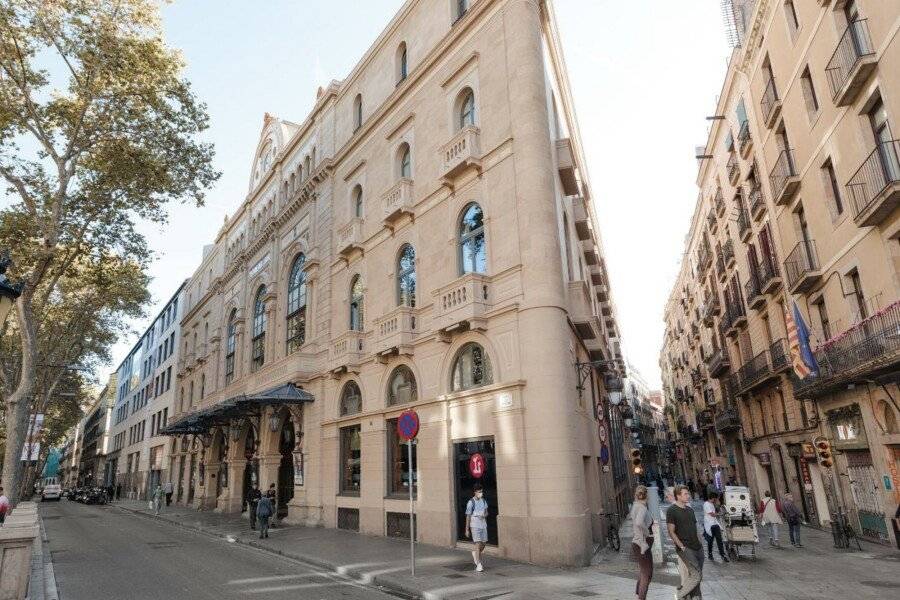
[451,342,493,391]
[387,365,417,406]
[352,185,364,218]
[349,275,364,331]
[397,42,408,83]
[397,244,416,307]
[353,94,363,131]
[458,88,476,129]
[454,0,469,22]
[398,143,411,179]
[251,286,267,372]
[225,309,237,384]
[459,202,486,274]
[340,380,362,416]
[286,254,308,353]
[200,374,206,399]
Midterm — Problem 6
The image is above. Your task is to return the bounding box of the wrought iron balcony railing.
[715,406,742,433]
[825,19,876,105]
[760,77,781,127]
[784,240,821,293]
[847,140,900,227]
[770,149,800,205]
[737,206,752,239]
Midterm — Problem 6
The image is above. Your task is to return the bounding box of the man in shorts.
[465,483,489,572]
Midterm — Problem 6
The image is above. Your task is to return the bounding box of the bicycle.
[601,512,621,552]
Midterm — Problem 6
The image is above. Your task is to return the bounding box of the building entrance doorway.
[453,438,499,546]
[187,453,196,505]
[176,456,185,503]
[242,427,258,511]
[277,421,295,519]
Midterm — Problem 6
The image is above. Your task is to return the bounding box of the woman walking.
[629,485,654,600]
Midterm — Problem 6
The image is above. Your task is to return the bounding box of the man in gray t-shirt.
[465,483,489,572]
[666,486,704,598]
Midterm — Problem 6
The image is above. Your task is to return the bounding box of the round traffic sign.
[468,453,486,478]
[397,410,420,441]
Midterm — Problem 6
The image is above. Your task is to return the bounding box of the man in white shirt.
[703,493,729,562]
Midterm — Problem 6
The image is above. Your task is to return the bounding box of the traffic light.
[630,448,643,475]
[815,437,833,468]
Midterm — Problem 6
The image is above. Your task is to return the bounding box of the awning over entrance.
[159,383,313,436]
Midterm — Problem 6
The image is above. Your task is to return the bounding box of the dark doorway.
[187,454,196,505]
[176,456,185,503]
[454,438,499,545]
[242,427,258,512]
[277,421,295,519]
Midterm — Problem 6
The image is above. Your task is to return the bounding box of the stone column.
[257,453,281,498]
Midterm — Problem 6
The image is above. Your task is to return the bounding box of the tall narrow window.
[459,202,486,274]
[200,374,205,399]
[814,298,832,342]
[352,185,363,218]
[454,0,469,22]
[353,94,363,131]
[340,425,362,494]
[225,309,236,385]
[784,1,799,39]
[822,159,844,216]
[387,418,417,496]
[251,286,267,371]
[459,89,476,130]
[397,245,417,307]
[800,67,819,118]
[396,42,408,84]
[398,143,411,179]
[349,275,364,331]
[286,255,308,353]
[849,270,867,322]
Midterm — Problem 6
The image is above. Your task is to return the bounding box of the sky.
[99,0,733,389]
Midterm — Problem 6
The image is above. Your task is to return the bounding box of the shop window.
[387,418,417,496]
[339,425,362,494]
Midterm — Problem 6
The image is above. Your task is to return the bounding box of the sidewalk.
[111,499,900,600]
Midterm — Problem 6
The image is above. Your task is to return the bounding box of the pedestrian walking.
[163,481,174,506]
[758,490,783,546]
[256,493,274,539]
[703,493,729,562]
[0,487,9,526]
[246,484,262,530]
[629,485,654,600]
[464,483,489,573]
[266,483,277,525]
[152,484,164,516]
[667,485,704,599]
[782,493,803,547]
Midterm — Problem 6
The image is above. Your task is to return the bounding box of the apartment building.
[159,0,626,566]
[107,282,187,499]
[661,0,900,548]
[74,376,117,487]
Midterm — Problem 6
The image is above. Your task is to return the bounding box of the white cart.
[721,486,759,559]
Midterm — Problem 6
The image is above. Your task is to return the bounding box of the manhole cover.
[147,542,181,549]
[860,581,900,589]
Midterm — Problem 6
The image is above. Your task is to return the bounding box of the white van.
[41,477,61,501]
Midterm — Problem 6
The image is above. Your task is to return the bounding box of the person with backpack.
[465,483,489,572]
[758,490,783,547]
[782,492,803,547]
[256,493,274,539]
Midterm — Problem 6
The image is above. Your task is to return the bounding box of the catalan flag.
[785,301,819,379]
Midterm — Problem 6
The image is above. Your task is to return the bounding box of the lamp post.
[0,251,23,325]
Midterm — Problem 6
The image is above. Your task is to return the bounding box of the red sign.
[397,410,420,441]
[468,453,486,478]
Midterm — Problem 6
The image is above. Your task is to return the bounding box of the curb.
[115,504,420,599]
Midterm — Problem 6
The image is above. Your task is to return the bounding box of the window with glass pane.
[399,144,411,179]
[340,380,362,416]
[286,255,307,353]
[350,275,364,331]
[387,418,417,496]
[387,365,417,406]
[459,90,476,129]
[340,425,361,494]
[398,43,408,82]
[353,185,363,218]
[225,309,236,384]
[251,286,266,372]
[459,203,486,274]
[397,245,416,307]
[451,342,493,391]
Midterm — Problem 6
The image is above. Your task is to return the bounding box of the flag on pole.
[785,301,819,379]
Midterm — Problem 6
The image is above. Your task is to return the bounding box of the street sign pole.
[408,438,415,577]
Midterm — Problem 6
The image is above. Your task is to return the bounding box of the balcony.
[330,330,365,375]
[715,406,742,433]
[337,218,364,260]
[690,368,702,388]
[567,280,600,340]
[701,296,721,325]
[760,255,782,294]
[716,252,726,282]
[770,149,800,206]
[745,272,766,311]
[707,347,731,378]
[730,299,747,330]
[847,140,900,227]
[440,125,482,184]
[746,183,765,220]
[571,196,592,241]
[794,299,900,399]
[432,273,492,335]
[556,137,580,196]
[714,189,726,216]
[826,19,877,107]
[697,409,714,430]
[738,120,753,158]
[707,208,717,233]
[760,77,782,129]
[769,338,790,374]
[697,244,712,275]
[382,178,414,228]
[727,152,740,184]
[373,306,417,358]
[737,206,752,242]
[723,239,736,268]
[785,240,821,293]
[735,350,772,393]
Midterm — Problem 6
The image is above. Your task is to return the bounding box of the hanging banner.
[21,413,45,461]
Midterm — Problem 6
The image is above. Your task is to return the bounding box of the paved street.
[39,500,403,600]
[36,497,898,600]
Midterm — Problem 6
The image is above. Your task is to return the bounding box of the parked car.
[41,482,62,501]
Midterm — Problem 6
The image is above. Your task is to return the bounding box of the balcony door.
[869,100,900,184]
[845,1,865,56]
[760,223,778,274]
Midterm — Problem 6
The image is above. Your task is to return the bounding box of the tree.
[0,0,219,504]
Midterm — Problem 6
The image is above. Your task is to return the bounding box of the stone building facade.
[162,0,626,566]
[660,0,900,548]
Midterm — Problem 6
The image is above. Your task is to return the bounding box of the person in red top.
[0,486,10,525]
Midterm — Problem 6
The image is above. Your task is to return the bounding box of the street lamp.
[268,410,281,433]
[0,251,23,326]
